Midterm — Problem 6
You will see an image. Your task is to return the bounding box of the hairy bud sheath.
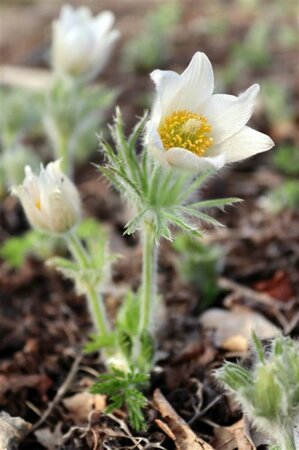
[11,160,81,234]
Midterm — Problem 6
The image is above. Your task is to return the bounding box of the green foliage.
[0,87,41,148]
[43,79,117,170]
[0,230,61,267]
[173,234,223,308]
[0,218,112,270]
[261,81,293,126]
[273,144,299,177]
[216,333,299,450]
[220,20,270,86]
[48,219,116,295]
[90,368,149,430]
[121,3,181,73]
[0,144,41,196]
[0,88,42,195]
[266,180,299,213]
[84,289,154,372]
[98,108,241,241]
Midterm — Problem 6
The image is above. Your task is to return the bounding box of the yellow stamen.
[35,199,41,210]
[158,110,214,157]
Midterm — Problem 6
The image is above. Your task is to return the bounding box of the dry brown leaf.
[253,270,294,303]
[63,391,106,423]
[212,419,256,450]
[0,374,52,403]
[200,308,279,351]
[0,411,31,450]
[153,389,214,450]
[34,423,63,450]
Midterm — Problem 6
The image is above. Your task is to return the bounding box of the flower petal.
[150,52,214,119]
[91,29,120,76]
[203,83,260,145]
[208,126,274,163]
[150,69,180,124]
[174,52,214,112]
[146,124,168,166]
[93,11,115,35]
[166,148,225,172]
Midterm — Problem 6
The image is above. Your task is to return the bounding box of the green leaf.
[189,197,242,210]
[116,290,140,336]
[138,331,155,368]
[0,230,60,268]
[90,368,149,430]
[251,331,265,364]
[84,332,117,353]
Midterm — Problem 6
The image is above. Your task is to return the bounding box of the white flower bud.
[51,5,120,81]
[11,160,81,234]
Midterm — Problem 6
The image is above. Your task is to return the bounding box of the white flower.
[146,52,274,172]
[52,5,120,81]
[11,160,81,234]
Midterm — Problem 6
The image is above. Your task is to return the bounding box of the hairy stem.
[280,430,296,450]
[138,221,157,335]
[66,231,110,336]
[56,131,71,176]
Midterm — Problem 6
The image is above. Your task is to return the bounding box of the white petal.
[166,148,225,172]
[208,126,274,163]
[146,124,168,166]
[203,83,260,145]
[90,29,120,77]
[175,52,214,112]
[150,70,180,124]
[150,52,214,118]
[93,11,115,35]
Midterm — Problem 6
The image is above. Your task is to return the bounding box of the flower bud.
[51,5,120,81]
[11,160,81,234]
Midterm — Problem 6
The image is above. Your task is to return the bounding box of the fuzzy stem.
[280,431,296,450]
[66,231,110,336]
[56,131,71,176]
[138,221,157,335]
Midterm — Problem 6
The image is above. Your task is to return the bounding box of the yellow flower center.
[35,199,41,210]
[158,110,214,156]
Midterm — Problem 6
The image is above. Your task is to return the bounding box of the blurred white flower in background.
[11,160,81,234]
[146,52,274,172]
[51,5,120,81]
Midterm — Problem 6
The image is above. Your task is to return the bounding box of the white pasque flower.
[146,52,274,172]
[11,160,81,234]
[52,4,120,80]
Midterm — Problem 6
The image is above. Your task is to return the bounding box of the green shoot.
[90,368,149,431]
[216,333,299,450]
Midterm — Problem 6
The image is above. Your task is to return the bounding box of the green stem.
[66,232,110,336]
[56,131,71,176]
[280,431,296,450]
[138,221,157,335]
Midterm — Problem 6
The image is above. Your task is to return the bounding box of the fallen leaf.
[35,423,63,450]
[153,389,214,450]
[0,411,31,450]
[199,308,279,351]
[212,418,256,450]
[0,374,52,404]
[253,270,294,303]
[63,391,106,423]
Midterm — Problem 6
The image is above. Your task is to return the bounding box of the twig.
[107,414,144,450]
[31,353,82,432]
[218,276,295,311]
